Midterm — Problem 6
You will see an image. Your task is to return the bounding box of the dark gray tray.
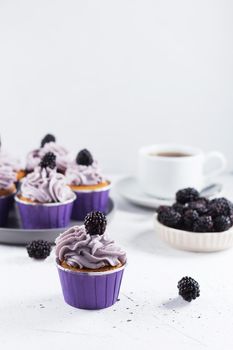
[0,198,115,245]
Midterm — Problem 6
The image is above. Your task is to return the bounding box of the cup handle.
[203,151,227,181]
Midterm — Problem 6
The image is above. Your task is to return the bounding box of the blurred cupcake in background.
[65,149,111,221]
[25,133,72,174]
[0,138,25,181]
[0,164,17,226]
[56,211,126,309]
[16,152,75,229]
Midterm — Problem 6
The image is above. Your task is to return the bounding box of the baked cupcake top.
[55,211,126,270]
[65,149,105,186]
[0,164,16,191]
[26,134,72,173]
[21,152,74,203]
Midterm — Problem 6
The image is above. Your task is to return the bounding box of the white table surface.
[1,174,233,350]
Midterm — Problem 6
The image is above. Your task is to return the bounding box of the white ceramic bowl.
[153,214,233,252]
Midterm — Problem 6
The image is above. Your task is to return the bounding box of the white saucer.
[116,176,173,208]
[116,176,222,209]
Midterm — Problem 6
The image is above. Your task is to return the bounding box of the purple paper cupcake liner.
[57,262,125,310]
[0,192,16,227]
[15,194,75,229]
[71,184,111,221]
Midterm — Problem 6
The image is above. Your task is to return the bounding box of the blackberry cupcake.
[55,211,126,309]
[0,140,25,181]
[26,134,72,174]
[0,164,17,226]
[16,152,75,229]
[65,149,111,220]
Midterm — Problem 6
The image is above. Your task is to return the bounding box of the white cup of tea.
[138,144,227,199]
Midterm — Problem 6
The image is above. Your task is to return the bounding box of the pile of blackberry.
[157,188,233,232]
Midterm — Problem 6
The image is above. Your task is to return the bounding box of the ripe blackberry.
[208,198,233,218]
[41,133,56,148]
[178,276,200,302]
[214,215,232,232]
[176,188,199,204]
[157,205,170,214]
[188,198,209,215]
[157,207,182,228]
[40,152,56,169]
[76,149,93,166]
[26,240,51,259]
[183,209,199,231]
[84,211,107,235]
[172,203,185,215]
[193,215,213,232]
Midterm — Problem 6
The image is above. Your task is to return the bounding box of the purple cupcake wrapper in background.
[15,195,75,229]
[71,184,111,221]
[0,192,16,227]
[57,262,125,310]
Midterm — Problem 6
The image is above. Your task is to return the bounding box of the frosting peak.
[55,225,127,270]
[0,151,21,173]
[0,164,17,189]
[65,160,104,186]
[21,166,74,203]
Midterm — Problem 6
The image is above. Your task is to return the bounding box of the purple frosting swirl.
[0,151,21,173]
[25,149,40,172]
[55,225,127,269]
[65,161,105,186]
[0,165,16,189]
[21,166,74,203]
[26,142,72,172]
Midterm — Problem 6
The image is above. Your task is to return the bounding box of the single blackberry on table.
[40,152,56,169]
[41,133,56,148]
[193,215,213,232]
[76,149,93,166]
[208,198,233,218]
[214,215,232,232]
[176,188,199,204]
[178,276,200,302]
[183,209,199,231]
[84,211,107,235]
[27,240,51,259]
[158,207,182,228]
[188,197,209,215]
[172,203,185,215]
